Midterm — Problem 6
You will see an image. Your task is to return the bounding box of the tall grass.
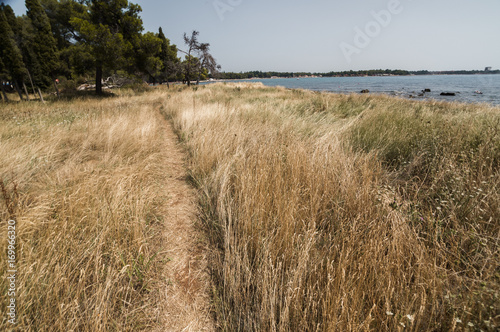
[163,83,499,331]
[0,94,171,330]
[2,84,497,331]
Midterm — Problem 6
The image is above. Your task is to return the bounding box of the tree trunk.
[14,81,24,101]
[96,63,103,95]
[37,87,45,103]
[27,69,39,100]
[186,56,191,86]
[52,79,60,98]
[0,84,8,102]
[23,81,31,101]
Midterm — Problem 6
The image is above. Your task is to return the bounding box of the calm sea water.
[225,75,500,106]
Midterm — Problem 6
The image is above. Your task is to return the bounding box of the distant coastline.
[215,69,500,80]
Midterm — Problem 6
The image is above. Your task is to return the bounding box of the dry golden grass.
[161,83,499,331]
[1,83,498,331]
[0,90,213,331]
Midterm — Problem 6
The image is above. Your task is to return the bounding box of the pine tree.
[40,0,81,79]
[1,3,20,37]
[71,0,143,94]
[158,27,180,87]
[135,31,162,83]
[25,0,60,94]
[0,55,8,101]
[0,6,27,100]
[17,15,45,91]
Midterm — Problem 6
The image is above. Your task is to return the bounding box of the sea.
[217,74,500,106]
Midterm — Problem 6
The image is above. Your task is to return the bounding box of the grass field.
[0,90,171,331]
[1,84,499,331]
[162,83,499,331]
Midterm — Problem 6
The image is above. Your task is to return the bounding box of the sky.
[5,0,500,73]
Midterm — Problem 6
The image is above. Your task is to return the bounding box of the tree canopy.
[0,5,26,99]
[26,0,60,94]
[0,0,219,97]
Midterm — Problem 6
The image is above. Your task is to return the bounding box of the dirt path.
[154,114,214,331]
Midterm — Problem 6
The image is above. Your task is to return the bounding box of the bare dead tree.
[182,31,221,86]
[183,30,200,86]
[196,42,220,84]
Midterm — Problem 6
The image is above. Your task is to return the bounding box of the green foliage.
[26,0,59,80]
[0,55,5,81]
[70,17,128,68]
[182,55,202,83]
[1,4,19,36]
[324,68,411,77]
[182,30,219,85]
[17,14,50,88]
[0,0,201,95]
[67,43,94,76]
[70,0,145,93]
[134,31,162,81]
[158,27,180,83]
[218,69,410,79]
[0,6,26,81]
[41,0,86,49]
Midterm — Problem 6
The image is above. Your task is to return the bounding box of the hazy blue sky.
[6,0,500,72]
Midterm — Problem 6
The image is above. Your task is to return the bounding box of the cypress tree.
[158,27,180,87]
[0,56,8,101]
[1,3,19,36]
[0,7,27,100]
[25,0,60,95]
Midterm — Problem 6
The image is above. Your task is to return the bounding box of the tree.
[2,4,33,98]
[135,31,162,83]
[25,0,60,95]
[182,30,200,86]
[0,5,27,100]
[1,3,19,36]
[71,0,143,94]
[2,0,189,97]
[196,42,220,84]
[0,43,9,101]
[41,0,87,79]
[41,0,86,49]
[0,55,7,101]
[71,18,127,94]
[158,27,180,87]
[16,15,46,95]
[182,30,219,86]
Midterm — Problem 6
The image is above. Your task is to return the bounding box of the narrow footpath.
[154,113,214,331]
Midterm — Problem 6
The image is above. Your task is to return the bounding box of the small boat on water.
[475,90,483,94]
